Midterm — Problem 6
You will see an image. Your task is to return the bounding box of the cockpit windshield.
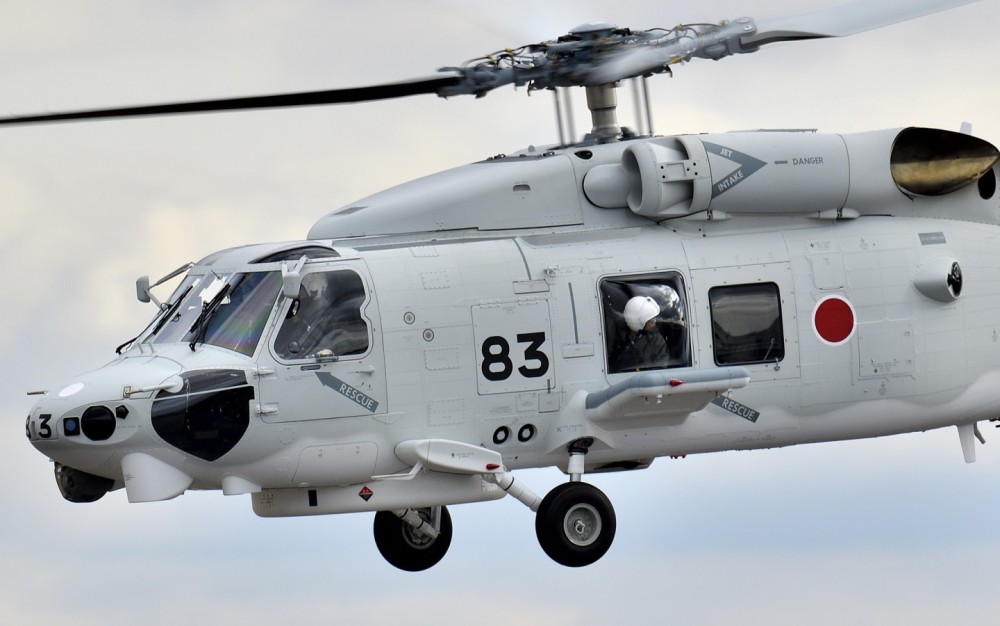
[146,270,282,356]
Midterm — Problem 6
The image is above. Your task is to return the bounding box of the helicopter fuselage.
[24,126,1000,550]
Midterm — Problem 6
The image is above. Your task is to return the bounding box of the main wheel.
[373,507,452,572]
[535,482,616,567]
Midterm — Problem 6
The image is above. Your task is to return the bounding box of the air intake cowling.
[583,128,999,220]
[891,127,999,197]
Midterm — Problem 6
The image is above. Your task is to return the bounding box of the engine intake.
[891,127,1000,196]
[584,127,999,220]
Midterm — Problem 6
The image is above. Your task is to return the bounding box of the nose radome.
[27,355,183,457]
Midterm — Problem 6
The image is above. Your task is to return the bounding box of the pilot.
[611,295,669,372]
[276,273,340,358]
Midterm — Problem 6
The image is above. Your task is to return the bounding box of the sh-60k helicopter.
[12,0,1000,570]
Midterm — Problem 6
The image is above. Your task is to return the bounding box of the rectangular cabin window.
[709,282,784,366]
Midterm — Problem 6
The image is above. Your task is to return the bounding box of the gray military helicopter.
[12,0,999,571]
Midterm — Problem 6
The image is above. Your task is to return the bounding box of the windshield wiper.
[151,285,194,337]
[188,283,232,351]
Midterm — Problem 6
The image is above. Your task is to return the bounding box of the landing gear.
[54,463,114,503]
[535,481,616,567]
[532,438,616,567]
[373,506,452,571]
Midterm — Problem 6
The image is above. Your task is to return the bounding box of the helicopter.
[10,0,1000,572]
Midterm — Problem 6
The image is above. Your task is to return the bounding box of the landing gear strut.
[373,506,452,571]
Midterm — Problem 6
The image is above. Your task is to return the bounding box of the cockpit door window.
[272,269,370,361]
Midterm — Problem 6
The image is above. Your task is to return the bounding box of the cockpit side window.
[273,270,370,360]
[601,274,689,374]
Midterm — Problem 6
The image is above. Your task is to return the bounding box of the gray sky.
[3,1,1000,624]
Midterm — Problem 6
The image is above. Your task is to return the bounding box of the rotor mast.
[585,84,621,143]
[553,82,631,146]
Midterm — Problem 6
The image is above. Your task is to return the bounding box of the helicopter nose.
[25,355,183,474]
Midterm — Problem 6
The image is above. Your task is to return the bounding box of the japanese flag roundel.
[812,295,856,346]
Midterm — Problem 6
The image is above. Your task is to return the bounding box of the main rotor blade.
[590,0,976,85]
[0,75,461,126]
[743,0,978,48]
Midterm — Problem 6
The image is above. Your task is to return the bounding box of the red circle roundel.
[812,295,856,346]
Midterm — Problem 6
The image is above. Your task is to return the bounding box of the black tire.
[373,507,452,572]
[535,482,616,567]
[54,463,113,503]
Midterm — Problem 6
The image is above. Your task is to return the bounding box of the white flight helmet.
[624,296,660,332]
[300,273,328,301]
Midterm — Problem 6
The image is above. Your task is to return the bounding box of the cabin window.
[709,282,784,365]
[601,274,689,373]
[273,269,370,360]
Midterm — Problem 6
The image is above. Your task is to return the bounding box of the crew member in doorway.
[611,295,668,372]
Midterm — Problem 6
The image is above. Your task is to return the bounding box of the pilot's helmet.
[300,273,328,301]
[624,296,660,332]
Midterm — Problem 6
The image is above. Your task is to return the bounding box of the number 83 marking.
[481,332,550,382]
